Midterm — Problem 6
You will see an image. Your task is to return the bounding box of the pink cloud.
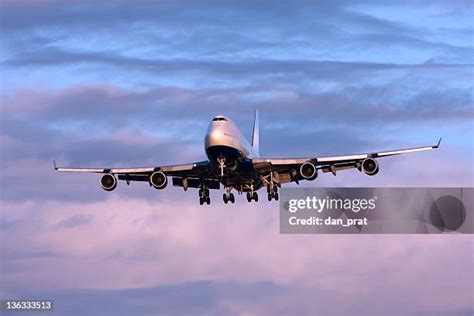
[1,194,472,313]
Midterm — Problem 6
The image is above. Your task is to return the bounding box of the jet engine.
[150,171,168,189]
[100,174,117,191]
[361,158,379,176]
[300,162,318,180]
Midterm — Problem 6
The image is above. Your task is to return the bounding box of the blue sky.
[0,1,473,315]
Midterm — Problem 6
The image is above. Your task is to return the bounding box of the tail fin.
[252,109,260,157]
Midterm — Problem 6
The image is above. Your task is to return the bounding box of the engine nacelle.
[361,158,379,176]
[300,162,318,180]
[150,171,168,189]
[100,174,117,191]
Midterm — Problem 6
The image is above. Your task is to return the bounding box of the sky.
[0,0,473,315]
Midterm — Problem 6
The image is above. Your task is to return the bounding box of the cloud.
[55,214,93,228]
[1,0,472,75]
[0,82,472,203]
[1,196,473,315]
[3,48,472,77]
[3,83,472,127]
[4,278,473,315]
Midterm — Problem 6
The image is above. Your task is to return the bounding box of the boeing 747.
[55,111,441,205]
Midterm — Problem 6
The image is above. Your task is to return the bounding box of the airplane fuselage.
[204,115,257,190]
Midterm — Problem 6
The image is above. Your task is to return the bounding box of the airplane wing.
[252,138,442,183]
[54,160,219,190]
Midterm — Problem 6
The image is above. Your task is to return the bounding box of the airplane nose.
[205,125,223,147]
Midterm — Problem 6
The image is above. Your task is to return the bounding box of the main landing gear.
[246,191,258,202]
[199,187,210,205]
[267,185,279,201]
[245,184,258,202]
[223,192,235,204]
[261,172,279,201]
[223,186,235,204]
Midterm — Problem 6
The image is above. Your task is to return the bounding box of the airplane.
[55,111,441,205]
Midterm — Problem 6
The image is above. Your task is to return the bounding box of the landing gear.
[199,197,210,205]
[266,184,279,201]
[223,186,235,204]
[199,196,210,205]
[267,191,279,201]
[217,158,226,177]
[199,187,210,205]
[262,172,279,202]
[246,191,258,202]
[223,192,235,204]
[244,183,259,203]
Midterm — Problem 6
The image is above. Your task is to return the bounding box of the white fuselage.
[204,115,255,161]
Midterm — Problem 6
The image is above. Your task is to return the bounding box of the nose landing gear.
[217,157,226,177]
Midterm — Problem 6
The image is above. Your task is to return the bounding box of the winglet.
[53,160,58,170]
[434,137,442,148]
[251,109,260,157]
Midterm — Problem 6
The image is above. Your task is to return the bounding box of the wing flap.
[316,154,368,163]
[110,167,156,173]
[253,158,309,167]
[161,163,199,173]
[172,177,220,189]
[320,162,359,175]
[117,174,149,182]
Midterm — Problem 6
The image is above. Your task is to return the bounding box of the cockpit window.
[212,117,227,121]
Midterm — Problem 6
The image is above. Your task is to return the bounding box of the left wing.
[54,160,219,191]
[252,138,441,183]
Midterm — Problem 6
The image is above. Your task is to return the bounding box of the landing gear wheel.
[223,193,228,204]
[246,192,252,202]
[268,193,272,201]
[206,197,211,205]
[230,193,235,203]
[253,192,258,202]
[274,192,279,201]
[199,197,204,205]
